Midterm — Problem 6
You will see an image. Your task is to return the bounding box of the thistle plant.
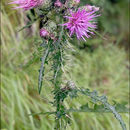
[9,0,128,130]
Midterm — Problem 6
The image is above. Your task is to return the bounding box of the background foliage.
[1,0,129,130]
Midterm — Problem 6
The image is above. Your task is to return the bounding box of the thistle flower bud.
[85,5,100,12]
[46,21,57,38]
[54,0,62,7]
[40,28,49,37]
[66,81,76,89]
[42,0,52,8]
[73,0,80,5]
[65,0,80,8]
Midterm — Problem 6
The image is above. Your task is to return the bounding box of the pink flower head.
[85,5,100,12]
[62,8,100,41]
[54,0,62,7]
[73,0,80,4]
[40,28,49,37]
[9,0,44,10]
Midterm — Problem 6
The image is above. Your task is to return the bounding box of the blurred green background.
[1,0,129,130]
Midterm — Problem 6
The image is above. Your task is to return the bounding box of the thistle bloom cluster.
[9,0,100,41]
[8,2,127,130]
[9,0,44,10]
[62,8,100,41]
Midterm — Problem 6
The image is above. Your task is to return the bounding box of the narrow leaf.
[18,17,39,32]
[38,47,49,94]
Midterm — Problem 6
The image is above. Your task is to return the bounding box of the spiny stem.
[53,25,65,130]
[103,103,126,130]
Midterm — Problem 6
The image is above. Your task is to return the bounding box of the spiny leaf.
[18,17,39,32]
[115,103,129,113]
[73,103,128,113]
[78,88,127,130]
[38,46,50,94]
[66,103,129,114]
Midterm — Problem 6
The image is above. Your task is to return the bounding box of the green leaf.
[78,88,128,130]
[38,46,50,94]
[66,103,129,113]
[18,17,39,32]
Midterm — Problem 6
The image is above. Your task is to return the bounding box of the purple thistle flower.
[40,28,49,37]
[62,8,100,41]
[9,0,44,10]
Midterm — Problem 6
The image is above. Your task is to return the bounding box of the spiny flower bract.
[62,8,100,41]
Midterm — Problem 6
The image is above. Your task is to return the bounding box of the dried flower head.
[9,0,44,10]
[62,8,100,41]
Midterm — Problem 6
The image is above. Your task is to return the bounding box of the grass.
[1,1,129,130]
